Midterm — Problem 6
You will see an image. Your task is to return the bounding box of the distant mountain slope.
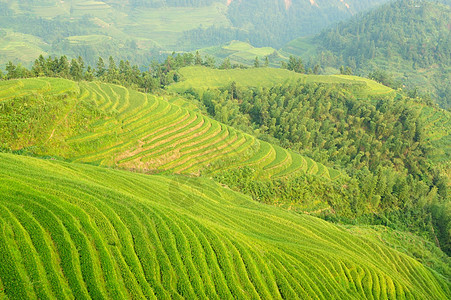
[0,152,449,299]
[283,0,451,108]
[195,41,288,68]
[225,0,390,47]
[0,0,389,66]
[0,77,336,180]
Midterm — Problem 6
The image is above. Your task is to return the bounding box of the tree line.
[0,52,226,92]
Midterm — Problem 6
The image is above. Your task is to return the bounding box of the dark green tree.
[220,58,232,69]
[85,66,94,81]
[194,51,203,65]
[287,56,304,73]
[69,59,82,80]
[107,56,118,82]
[58,56,70,78]
[204,55,215,68]
[5,61,17,79]
[96,57,106,78]
[254,57,260,68]
[31,59,43,77]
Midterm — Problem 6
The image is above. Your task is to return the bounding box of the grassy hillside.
[196,41,287,67]
[0,29,48,64]
[170,66,396,99]
[0,77,334,180]
[0,152,449,299]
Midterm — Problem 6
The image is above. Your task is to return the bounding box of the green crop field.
[198,41,285,67]
[121,3,230,47]
[169,66,396,99]
[0,153,449,299]
[0,0,233,65]
[332,75,395,97]
[0,77,334,180]
[67,35,113,45]
[417,104,451,168]
[281,36,322,59]
[0,30,48,64]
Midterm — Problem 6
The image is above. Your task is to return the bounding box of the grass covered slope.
[170,66,395,99]
[196,41,287,68]
[0,153,449,299]
[0,77,333,179]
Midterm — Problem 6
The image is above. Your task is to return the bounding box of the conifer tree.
[69,58,82,81]
[194,51,202,65]
[96,57,106,77]
[220,58,231,69]
[254,57,260,68]
[5,61,16,79]
[58,56,70,78]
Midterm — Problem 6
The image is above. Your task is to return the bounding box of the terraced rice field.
[197,41,285,67]
[332,75,396,98]
[169,66,396,100]
[0,31,48,64]
[0,77,77,99]
[0,78,334,180]
[0,153,449,299]
[72,1,113,17]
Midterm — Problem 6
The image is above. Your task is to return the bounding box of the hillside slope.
[0,153,449,299]
[0,77,336,180]
[170,66,395,99]
[282,0,451,108]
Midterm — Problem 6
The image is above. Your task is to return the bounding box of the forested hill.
[0,0,388,66]
[283,0,451,109]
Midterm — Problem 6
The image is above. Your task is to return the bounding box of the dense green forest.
[283,0,451,109]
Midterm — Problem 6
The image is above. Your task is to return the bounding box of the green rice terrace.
[0,77,338,180]
[197,41,286,68]
[0,153,450,299]
[169,66,396,100]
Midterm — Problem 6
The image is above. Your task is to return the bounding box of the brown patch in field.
[115,140,145,162]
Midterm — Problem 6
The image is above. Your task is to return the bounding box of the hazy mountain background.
[0,0,389,66]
